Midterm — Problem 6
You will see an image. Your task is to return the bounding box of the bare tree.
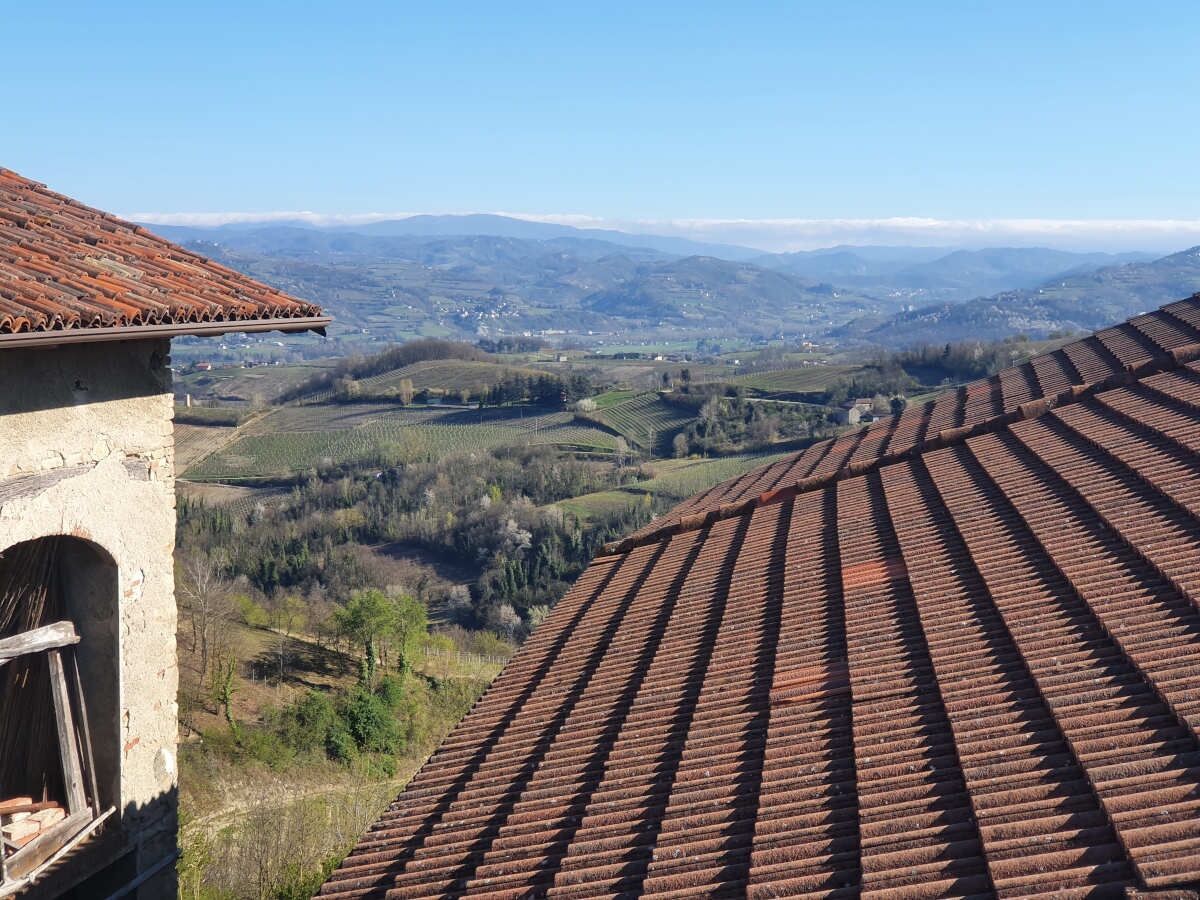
[178,554,238,688]
[268,594,306,686]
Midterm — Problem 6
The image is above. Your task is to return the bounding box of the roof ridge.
[600,336,1200,556]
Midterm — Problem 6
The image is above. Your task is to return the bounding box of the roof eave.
[0,315,332,350]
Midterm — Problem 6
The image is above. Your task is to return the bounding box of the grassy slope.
[178,622,503,896]
[555,451,793,521]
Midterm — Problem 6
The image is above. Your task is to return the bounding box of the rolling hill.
[148,215,760,261]
[163,231,890,347]
[760,245,1153,304]
[854,245,1200,346]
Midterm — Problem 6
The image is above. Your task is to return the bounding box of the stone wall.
[0,339,177,897]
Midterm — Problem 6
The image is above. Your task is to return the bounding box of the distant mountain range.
[172,228,885,344]
[150,215,763,261]
[851,245,1200,345]
[758,245,1152,303]
[145,214,1181,350]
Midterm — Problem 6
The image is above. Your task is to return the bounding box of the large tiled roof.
[0,167,327,345]
[321,297,1200,899]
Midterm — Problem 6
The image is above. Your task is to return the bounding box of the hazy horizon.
[126,207,1195,255]
[8,1,1199,254]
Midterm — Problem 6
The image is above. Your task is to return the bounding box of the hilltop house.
[0,169,326,897]
[835,396,875,425]
[323,297,1200,898]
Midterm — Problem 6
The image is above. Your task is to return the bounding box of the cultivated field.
[594,392,695,452]
[731,365,859,394]
[185,404,617,481]
[176,363,334,405]
[360,359,544,394]
[175,421,257,472]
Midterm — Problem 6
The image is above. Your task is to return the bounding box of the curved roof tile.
[0,167,326,343]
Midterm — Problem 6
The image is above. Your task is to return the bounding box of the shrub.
[276,690,338,754]
[375,674,406,709]
[343,687,401,754]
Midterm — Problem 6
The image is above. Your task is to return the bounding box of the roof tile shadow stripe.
[850,416,900,466]
[1085,334,1128,377]
[931,443,1200,890]
[907,398,936,452]
[1130,369,1200,421]
[1109,323,1168,368]
[381,542,672,897]
[599,340,1200,558]
[601,513,752,897]
[1061,338,1117,385]
[317,553,629,898]
[1030,350,1076,398]
[1129,311,1200,353]
[541,519,752,895]
[1160,299,1200,342]
[1056,346,1086,388]
[635,501,792,895]
[748,488,860,897]
[953,384,969,428]
[886,458,1136,893]
[998,422,1200,739]
[960,435,1200,886]
[1070,388,1200,513]
[408,539,675,895]
[1037,401,1200,603]
[455,528,710,894]
[631,509,788,892]
[995,365,1032,412]
[811,425,871,479]
[837,472,994,896]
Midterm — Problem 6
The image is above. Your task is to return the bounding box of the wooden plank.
[47,650,87,815]
[0,798,34,816]
[0,801,57,817]
[70,651,100,815]
[0,622,79,665]
[2,809,91,882]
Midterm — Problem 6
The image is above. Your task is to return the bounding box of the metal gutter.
[0,316,332,350]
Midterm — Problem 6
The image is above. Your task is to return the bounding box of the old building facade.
[0,168,325,896]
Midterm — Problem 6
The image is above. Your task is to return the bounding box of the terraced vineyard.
[731,365,859,395]
[595,392,695,452]
[185,404,616,481]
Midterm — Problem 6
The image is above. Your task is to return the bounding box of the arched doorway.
[0,536,118,880]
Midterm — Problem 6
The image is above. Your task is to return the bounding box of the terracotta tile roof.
[321,297,1200,899]
[0,167,326,345]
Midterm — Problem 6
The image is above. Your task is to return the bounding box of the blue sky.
[5,1,1200,250]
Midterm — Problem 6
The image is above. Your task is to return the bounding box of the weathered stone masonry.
[0,340,177,896]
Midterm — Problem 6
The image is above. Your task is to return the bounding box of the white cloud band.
[127,210,1200,253]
